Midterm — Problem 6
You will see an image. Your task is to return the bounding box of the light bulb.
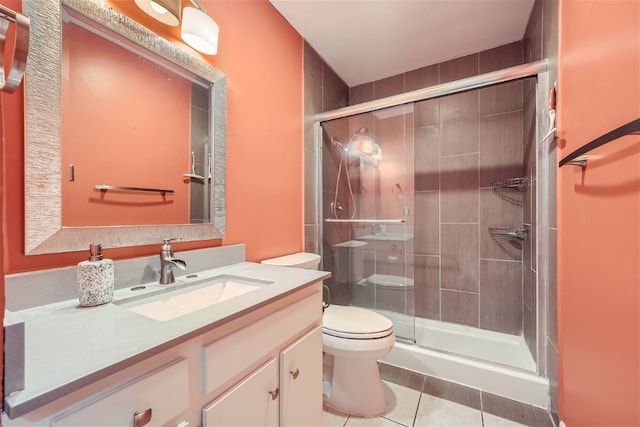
[181,7,219,55]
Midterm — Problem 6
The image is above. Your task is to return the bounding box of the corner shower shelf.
[490,177,527,191]
[489,227,527,240]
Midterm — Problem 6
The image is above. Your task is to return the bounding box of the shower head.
[350,131,381,165]
[332,129,381,165]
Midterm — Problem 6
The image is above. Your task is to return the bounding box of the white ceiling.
[270,0,535,87]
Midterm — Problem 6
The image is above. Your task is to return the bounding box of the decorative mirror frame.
[23,0,226,254]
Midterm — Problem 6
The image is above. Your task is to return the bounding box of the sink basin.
[116,275,272,321]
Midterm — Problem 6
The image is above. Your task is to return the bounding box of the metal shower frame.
[312,59,554,377]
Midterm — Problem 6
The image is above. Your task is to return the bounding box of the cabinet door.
[202,358,279,427]
[280,326,322,426]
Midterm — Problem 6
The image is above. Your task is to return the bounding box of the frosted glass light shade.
[134,0,181,26]
[181,7,219,55]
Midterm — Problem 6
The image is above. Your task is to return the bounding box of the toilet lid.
[260,252,321,269]
[323,305,393,339]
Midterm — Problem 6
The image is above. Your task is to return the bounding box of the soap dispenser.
[77,243,114,306]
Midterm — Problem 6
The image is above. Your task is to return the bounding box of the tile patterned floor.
[323,363,555,427]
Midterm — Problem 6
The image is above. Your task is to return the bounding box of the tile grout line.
[411,374,426,427]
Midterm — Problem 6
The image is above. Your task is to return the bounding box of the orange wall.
[2,0,304,273]
[62,21,190,226]
[557,1,639,425]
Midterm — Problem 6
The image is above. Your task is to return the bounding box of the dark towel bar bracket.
[559,118,640,167]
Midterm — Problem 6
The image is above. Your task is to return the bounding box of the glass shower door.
[321,104,415,343]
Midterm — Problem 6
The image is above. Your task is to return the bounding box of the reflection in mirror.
[24,0,226,254]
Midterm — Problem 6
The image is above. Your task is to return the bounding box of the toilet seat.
[323,305,393,339]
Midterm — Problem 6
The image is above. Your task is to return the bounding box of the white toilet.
[261,252,395,417]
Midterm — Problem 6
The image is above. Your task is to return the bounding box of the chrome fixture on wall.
[0,4,29,93]
[134,0,181,26]
[182,0,219,55]
[134,0,219,55]
[330,127,381,219]
[333,127,382,165]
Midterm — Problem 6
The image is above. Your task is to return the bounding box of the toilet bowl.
[261,252,396,417]
[322,304,395,416]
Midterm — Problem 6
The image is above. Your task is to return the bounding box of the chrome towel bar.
[95,185,174,195]
[559,118,640,168]
[325,218,406,224]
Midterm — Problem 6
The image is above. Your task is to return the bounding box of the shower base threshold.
[379,309,536,371]
[382,341,549,408]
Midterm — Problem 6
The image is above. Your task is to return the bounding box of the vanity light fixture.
[181,0,219,55]
[134,0,181,26]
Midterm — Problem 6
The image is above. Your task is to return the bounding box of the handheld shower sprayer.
[330,127,377,219]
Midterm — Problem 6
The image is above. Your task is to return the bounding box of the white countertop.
[4,261,330,419]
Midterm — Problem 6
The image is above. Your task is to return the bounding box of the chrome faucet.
[159,238,187,284]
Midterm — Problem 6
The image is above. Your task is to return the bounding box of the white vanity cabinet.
[50,359,190,427]
[279,326,323,426]
[202,326,322,427]
[2,281,324,427]
[202,358,279,426]
[200,289,323,426]
[2,356,192,427]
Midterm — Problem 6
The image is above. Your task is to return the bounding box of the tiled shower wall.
[303,42,349,258]
[349,42,529,336]
[304,3,558,416]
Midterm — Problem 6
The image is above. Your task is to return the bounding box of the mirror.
[23,0,226,255]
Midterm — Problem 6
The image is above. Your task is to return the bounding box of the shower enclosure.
[315,61,551,391]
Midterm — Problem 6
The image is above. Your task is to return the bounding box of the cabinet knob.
[133,408,152,427]
[268,387,279,400]
[290,368,300,380]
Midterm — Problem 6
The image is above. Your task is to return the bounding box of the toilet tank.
[261,252,321,270]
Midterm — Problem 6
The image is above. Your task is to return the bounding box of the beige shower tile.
[375,74,405,99]
[440,154,479,224]
[322,63,349,110]
[414,191,440,256]
[478,41,524,74]
[440,53,478,83]
[479,111,524,188]
[414,125,440,191]
[479,80,523,117]
[439,92,479,156]
[440,290,479,327]
[409,254,440,320]
[479,260,523,334]
[441,224,479,292]
[415,99,439,128]
[350,82,374,104]
[415,394,483,426]
[304,41,323,82]
[405,63,439,91]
